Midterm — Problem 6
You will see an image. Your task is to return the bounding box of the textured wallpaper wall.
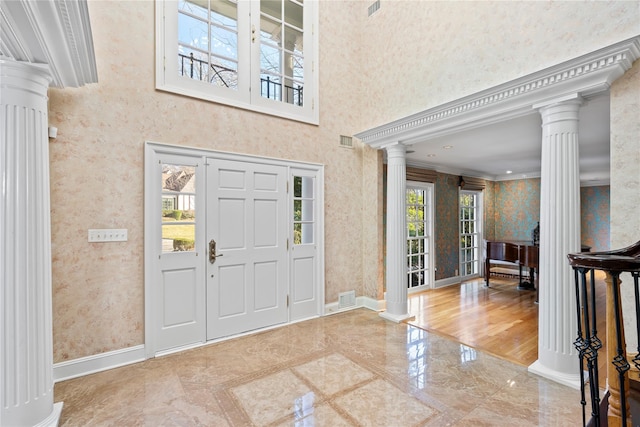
[493,179,541,242]
[490,179,610,250]
[581,186,610,252]
[435,173,460,280]
[47,0,638,362]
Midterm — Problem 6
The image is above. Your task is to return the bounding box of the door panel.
[207,158,288,340]
[162,268,197,327]
[254,261,278,310]
[218,264,246,317]
[292,256,314,303]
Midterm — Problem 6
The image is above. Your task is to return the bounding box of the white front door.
[146,151,206,355]
[206,158,288,340]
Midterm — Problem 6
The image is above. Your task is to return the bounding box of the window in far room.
[459,190,482,278]
[156,0,318,124]
[406,183,434,291]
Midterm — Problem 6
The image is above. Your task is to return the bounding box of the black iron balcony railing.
[260,75,303,107]
[568,240,640,427]
[178,53,303,107]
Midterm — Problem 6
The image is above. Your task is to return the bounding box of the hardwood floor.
[407,272,607,387]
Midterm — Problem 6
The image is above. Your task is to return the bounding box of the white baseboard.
[358,295,385,311]
[55,296,387,382]
[434,276,460,288]
[324,295,384,315]
[53,344,146,383]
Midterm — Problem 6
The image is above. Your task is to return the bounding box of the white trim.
[53,345,146,383]
[324,295,384,315]
[1,0,98,87]
[355,36,640,148]
[359,296,385,311]
[528,360,582,390]
[379,311,415,323]
[434,276,461,289]
[408,284,430,294]
[33,403,63,427]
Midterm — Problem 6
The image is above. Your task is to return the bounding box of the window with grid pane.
[407,186,432,289]
[161,164,197,252]
[293,175,314,245]
[156,0,318,124]
[459,191,480,277]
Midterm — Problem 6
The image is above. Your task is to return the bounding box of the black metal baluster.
[189,52,194,79]
[574,268,588,426]
[585,268,601,426]
[633,272,640,373]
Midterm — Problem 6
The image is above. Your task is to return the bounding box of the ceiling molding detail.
[355,36,640,149]
[0,0,97,88]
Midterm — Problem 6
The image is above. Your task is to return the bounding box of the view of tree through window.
[293,175,314,245]
[407,187,430,288]
[178,0,239,89]
[177,0,304,106]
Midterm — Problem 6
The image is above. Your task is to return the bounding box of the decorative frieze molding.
[0,0,97,87]
[355,36,640,148]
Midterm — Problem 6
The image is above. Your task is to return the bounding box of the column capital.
[0,58,52,98]
[382,142,407,159]
[535,94,583,126]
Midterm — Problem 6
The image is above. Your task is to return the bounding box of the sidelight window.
[161,164,197,252]
[293,175,314,245]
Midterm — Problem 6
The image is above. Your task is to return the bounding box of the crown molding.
[0,0,97,87]
[355,36,640,149]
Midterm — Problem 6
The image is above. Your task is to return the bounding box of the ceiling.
[403,92,611,185]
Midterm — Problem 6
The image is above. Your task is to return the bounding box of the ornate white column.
[0,59,62,426]
[380,143,414,323]
[528,95,582,389]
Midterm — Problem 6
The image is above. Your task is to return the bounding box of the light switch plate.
[88,229,128,242]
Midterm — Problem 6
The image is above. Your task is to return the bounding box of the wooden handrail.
[568,240,640,427]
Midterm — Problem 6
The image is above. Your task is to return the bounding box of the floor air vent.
[339,291,356,308]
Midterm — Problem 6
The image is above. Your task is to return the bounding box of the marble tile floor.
[54,309,584,426]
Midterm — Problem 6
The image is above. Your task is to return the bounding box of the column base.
[379,311,415,323]
[528,360,583,390]
[33,402,63,427]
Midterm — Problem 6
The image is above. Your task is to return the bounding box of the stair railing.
[568,240,640,427]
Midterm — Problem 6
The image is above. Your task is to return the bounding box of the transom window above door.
[156,0,318,124]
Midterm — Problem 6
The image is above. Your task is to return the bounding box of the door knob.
[209,239,224,264]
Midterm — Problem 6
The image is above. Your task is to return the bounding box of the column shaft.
[1,59,61,426]
[529,97,582,388]
[380,143,414,323]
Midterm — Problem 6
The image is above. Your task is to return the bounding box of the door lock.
[209,239,224,264]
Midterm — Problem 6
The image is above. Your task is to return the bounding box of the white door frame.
[144,142,325,357]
